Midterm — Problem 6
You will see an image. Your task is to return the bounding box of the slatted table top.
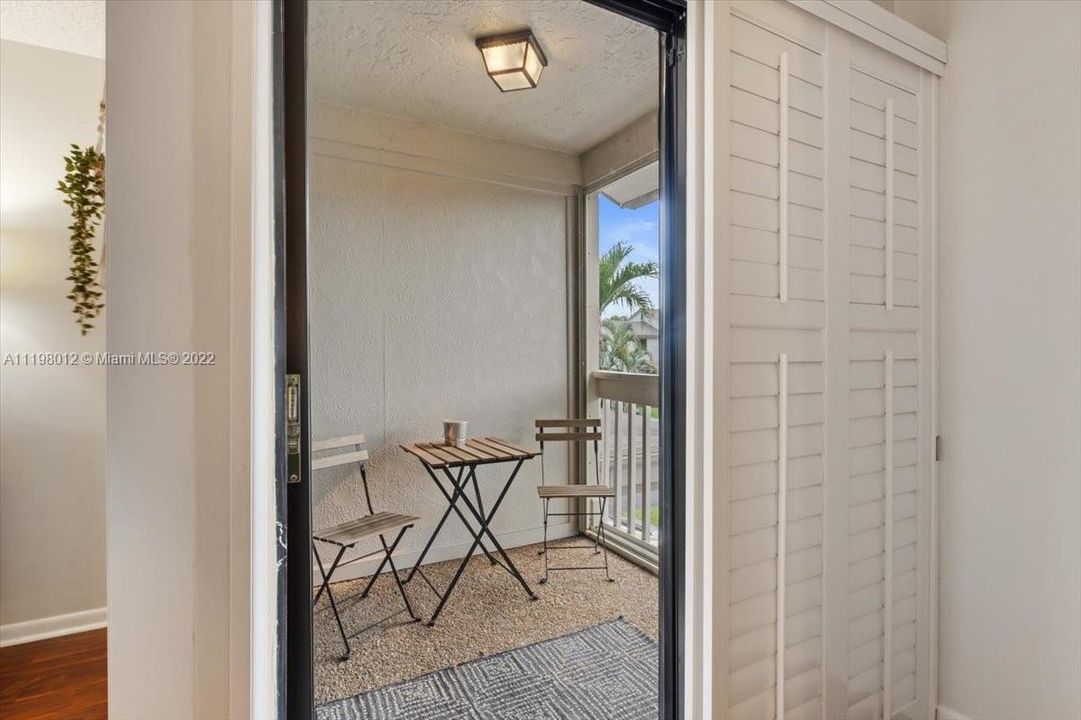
[400,437,539,469]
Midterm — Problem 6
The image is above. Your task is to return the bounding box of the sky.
[598,193,660,318]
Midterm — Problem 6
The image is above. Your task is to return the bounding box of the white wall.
[310,104,578,579]
[106,0,256,716]
[0,40,107,639]
[896,2,1081,718]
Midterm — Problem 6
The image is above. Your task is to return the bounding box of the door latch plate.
[287,374,302,483]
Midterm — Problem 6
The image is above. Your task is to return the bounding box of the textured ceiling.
[309,0,658,155]
[0,0,105,58]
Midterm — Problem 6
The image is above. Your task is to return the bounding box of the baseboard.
[0,607,107,647]
[937,704,972,720]
[313,522,576,587]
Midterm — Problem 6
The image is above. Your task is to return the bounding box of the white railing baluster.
[641,407,651,541]
[626,401,635,533]
[607,400,615,526]
[884,350,895,719]
[596,400,602,525]
[613,400,622,530]
[777,352,788,720]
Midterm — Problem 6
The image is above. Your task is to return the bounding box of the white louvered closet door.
[727,3,828,718]
[721,3,936,720]
[829,33,935,720]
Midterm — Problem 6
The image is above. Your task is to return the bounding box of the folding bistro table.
[400,437,540,625]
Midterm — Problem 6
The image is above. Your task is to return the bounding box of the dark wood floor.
[0,629,107,720]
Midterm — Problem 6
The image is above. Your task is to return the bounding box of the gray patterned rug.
[316,618,658,720]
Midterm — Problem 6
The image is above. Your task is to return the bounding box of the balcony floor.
[314,538,659,706]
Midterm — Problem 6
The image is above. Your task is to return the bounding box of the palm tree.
[600,316,656,373]
[599,242,658,318]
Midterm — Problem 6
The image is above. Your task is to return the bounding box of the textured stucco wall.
[310,116,575,576]
[311,102,581,190]
[580,110,658,189]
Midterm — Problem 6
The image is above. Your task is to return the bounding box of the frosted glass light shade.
[476,30,548,92]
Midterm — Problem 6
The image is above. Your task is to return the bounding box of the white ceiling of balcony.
[309,0,658,155]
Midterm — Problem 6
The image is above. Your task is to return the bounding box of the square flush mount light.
[475,30,548,92]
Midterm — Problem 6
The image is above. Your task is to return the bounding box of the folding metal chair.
[311,434,419,660]
[535,419,616,584]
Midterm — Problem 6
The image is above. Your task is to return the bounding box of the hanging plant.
[57,143,105,335]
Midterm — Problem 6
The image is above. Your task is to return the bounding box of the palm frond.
[599,242,658,315]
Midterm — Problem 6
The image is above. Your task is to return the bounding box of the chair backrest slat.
[534,431,601,442]
[535,418,602,488]
[312,433,366,452]
[311,449,369,471]
[535,419,600,429]
[312,432,375,515]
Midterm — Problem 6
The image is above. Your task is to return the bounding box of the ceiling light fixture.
[475,30,548,93]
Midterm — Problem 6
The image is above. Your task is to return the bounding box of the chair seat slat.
[537,484,615,498]
[314,512,418,546]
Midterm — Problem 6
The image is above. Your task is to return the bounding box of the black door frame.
[584,3,688,718]
[276,1,687,718]
[278,1,313,718]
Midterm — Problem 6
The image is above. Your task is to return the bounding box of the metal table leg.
[428,467,499,566]
[427,460,535,625]
[467,468,500,566]
[405,465,498,587]
[442,464,536,600]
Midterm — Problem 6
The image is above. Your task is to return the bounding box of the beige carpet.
[314,539,659,705]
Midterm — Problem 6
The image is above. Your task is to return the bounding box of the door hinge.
[286,373,302,483]
[935,434,943,461]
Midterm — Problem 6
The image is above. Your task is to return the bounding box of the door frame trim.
[276,2,687,718]
[788,0,946,74]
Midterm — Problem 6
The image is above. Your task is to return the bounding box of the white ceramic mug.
[443,420,468,448]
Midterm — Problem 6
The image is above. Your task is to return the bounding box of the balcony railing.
[589,371,660,567]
